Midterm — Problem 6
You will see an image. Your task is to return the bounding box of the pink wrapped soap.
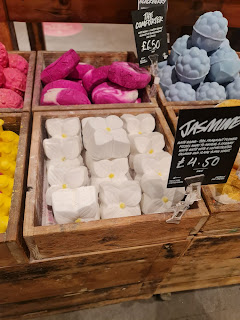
[82,65,109,93]
[40,88,91,106]
[0,43,8,68]
[0,88,23,109]
[0,66,5,87]
[3,68,26,95]
[8,54,28,75]
[108,62,151,89]
[41,49,80,85]
[67,63,95,80]
[42,79,87,96]
[92,82,138,104]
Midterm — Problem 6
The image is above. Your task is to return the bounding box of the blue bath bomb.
[208,46,240,84]
[175,47,210,86]
[196,82,226,101]
[158,60,168,69]
[192,11,228,52]
[165,82,196,101]
[226,78,240,99]
[158,65,178,92]
[168,35,192,66]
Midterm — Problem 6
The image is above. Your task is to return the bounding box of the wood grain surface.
[32,51,156,112]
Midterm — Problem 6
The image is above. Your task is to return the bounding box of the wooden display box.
[24,107,208,260]
[157,52,240,112]
[166,105,240,235]
[2,51,36,113]
[32,51,157,112]
[0,113,30,267]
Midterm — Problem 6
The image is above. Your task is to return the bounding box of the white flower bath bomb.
[52,186,99,224]
[132,152,171,176]
[43,136,82,160]
[128,132,165,155]
[47,165,89,187]
[45,117,81,138]
[99,181,142,219]
[121,114,155,135]
[141,188,185,214]
[46,156,83,170]
[83,115,130,160]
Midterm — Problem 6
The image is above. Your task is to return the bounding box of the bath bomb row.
[40,49,151,106]
[0,42,29,109]
[159,11,240,101]
[0,119,19,233]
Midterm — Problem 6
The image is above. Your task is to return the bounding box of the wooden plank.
[32,51,156,112]
[0,113,30,267]
[24,108,208,260]
[155,234,240,294]
[26,22,46,51]
[0,51,36,113]
[0,1,17,50]
[0,240,189,304]
[0,283,153,320]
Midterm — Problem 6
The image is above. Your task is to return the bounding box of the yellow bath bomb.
[0,216,9,233]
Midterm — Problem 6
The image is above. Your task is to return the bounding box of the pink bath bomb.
[82,65,109,93]
[108,62,151,89]
[0,88,23,109]
[8,54,28,75]
[3,68,26,93]
[0,43,8,68]
[42,79,87,96]
[67,63,95,80]
[41,49,80,85]
[135,98,142,103]
[92,82,138,104]
[0,66,5,87]
[40,88,91,106]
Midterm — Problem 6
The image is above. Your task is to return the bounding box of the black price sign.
[131,6,168,66]
[167,107,240,188]
[138,0,168,13]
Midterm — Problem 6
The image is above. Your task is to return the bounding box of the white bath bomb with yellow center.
[47,165,89,187]
[45,117,81,138]
[121,114,155,135]
[43,136,82,160]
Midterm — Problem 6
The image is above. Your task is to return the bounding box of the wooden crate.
[0,113,30,267]
[24,108,208,260]
[155,233,240,295]
[166,105,240,235]
[0,240,189,305]
[157,52,240,113]
[2,51,36,113]
[32,51,157,112]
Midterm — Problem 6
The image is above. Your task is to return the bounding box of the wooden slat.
[0,113,31,267]
[32,51,156,112]
[26,22,46,51]
[155,234,240,293]
[24,108,208,260]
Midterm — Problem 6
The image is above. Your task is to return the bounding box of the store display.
[40,52,151,106]
[0,119,18,233]
[196,82,226,101]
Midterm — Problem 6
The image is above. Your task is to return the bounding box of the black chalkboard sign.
[167,107,240,188]
[131,6,168,66]
[138,0,168,13]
